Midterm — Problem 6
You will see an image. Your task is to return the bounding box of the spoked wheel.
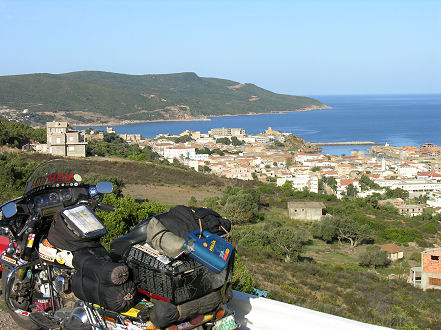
[1,266,38,329]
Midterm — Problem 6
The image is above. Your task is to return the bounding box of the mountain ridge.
[0,71,330,125]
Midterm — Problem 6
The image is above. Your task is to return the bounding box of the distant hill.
[0,71,329,125]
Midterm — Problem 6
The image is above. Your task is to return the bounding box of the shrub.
[358,245,390,268]
[231,256,255,294]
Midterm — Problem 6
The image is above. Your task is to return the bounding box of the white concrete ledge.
[228,290,391,330]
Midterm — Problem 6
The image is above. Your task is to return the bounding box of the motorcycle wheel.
[1,266,38,329]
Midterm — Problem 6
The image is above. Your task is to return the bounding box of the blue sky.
[0,0,440,95]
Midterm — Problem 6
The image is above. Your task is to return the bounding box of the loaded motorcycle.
[0,159,237,330]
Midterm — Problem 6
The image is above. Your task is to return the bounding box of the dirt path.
[0,310,21,329]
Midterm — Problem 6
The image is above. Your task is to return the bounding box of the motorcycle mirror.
[96,181,113,194]
[1,202,17,218]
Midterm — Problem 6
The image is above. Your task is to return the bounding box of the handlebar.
[98,203,116,212]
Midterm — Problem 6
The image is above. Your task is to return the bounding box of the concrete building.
[410,247,441,291]
[374,179,441,198]
[396,204,425,217]
[277,175,319,193]
[208,127,246,137]
[162,146,196,160]
[119,133,142,143]
[287,201,325,221]
[46,122,87,157]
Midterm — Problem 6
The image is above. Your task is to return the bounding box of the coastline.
[73,104,332,128]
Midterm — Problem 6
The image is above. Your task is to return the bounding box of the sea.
[77,94,441,156]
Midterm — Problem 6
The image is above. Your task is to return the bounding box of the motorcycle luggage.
[72,247,129,285]
[156,205,232,239]
[126,243,234,305]
[47,206,106,251]
[149,284,232,329]
[71,271,136,313]
[110,216,154,260]
[146,217,185,259]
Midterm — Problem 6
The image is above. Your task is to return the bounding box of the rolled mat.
[72,271,135,313]
[146,217,185,259]
[73,248,129,285]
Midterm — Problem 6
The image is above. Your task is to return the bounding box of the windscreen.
[24,159,84,196]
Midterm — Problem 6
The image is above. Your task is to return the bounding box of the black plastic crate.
[126,244,234,304]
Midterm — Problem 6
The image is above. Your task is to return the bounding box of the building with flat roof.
[208,127,246,137]
[46,122,87,157]
[287,201,325,221]
[410,247,441,291]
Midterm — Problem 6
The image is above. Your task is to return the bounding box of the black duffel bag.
[72,272,135,313]
[156,205,231,239]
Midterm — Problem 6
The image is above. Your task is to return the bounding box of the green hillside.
[0,71,328,124]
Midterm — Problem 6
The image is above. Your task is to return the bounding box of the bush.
[358,245,390,268]
[311,218,337,242]
[381,227,423,244]
[231,256,255,294]
[222,193,259,224]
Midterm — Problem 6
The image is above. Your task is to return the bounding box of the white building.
[374,179,441,198]
[398,166,419,178]
[163,146,196,160]
[277,175,319,193]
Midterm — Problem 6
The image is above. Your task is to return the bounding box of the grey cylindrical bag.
[146,217,185,258]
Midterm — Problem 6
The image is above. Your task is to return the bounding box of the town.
[19,121,441,292]
[35,121,441,216]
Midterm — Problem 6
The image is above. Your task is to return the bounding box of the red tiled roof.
[340,179,358,186]
[418,172,441,177]
[381,244,404,254]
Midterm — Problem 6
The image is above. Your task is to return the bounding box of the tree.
[174,135,193,143]
[0,119,46,147]
[97,194,168,248]
[103,132,124,143]
[346,184,358,197]
[203,196,221,212]
[268,227,311,262]
[384,187,409,200]
[216,137,231,145]
[280,181,294,196]
[311,166,321,172]
[311,217,337,242]
[322,176,337,191]
[358,245,390,268]
[200,165,211,173]
[222,193,259,224]
[359,175,381,191]
[231,136,243,146]
[333,217,373,248]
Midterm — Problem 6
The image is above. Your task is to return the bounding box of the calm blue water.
[77,94,441,156]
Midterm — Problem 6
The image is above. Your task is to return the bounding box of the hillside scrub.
[0,119,46,147]
[231,222,311,262]
[242,255,441,329]
[0,71,327,123]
